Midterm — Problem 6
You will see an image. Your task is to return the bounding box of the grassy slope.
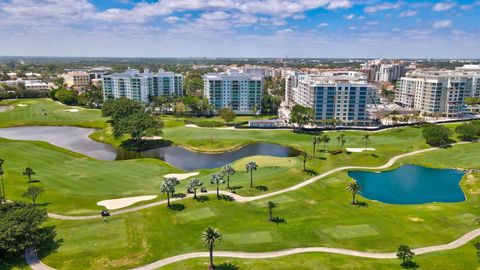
[160,237,480,270]
[39,143,480,269]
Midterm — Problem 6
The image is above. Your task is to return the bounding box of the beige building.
[62,71,90,90]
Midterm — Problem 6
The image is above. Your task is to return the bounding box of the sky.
[0,0,479,58]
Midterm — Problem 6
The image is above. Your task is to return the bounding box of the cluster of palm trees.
[311,135,331,157]
[160,162,260,206]
[312,133,372,155]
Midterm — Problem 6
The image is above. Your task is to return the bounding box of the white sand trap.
[62,109,80,112]
[164,172,199,180]
[142,136,163,140]
[17,104,28,107]
[185,124,199,128]
[97,195,157,210]
[346,148,376,153]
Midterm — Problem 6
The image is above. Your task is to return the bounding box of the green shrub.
[422,124,453,146]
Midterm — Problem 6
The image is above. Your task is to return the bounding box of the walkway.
[48,142,468,221]
[26,228,480,270]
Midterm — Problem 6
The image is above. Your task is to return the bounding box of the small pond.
[348,165,466,204]
[0,126,301,170]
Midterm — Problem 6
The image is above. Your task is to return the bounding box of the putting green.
[175,207,216,222]
[319,224,380,240]
[223,231,275,245]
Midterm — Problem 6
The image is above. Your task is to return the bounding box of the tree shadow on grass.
[29,179,41,183]
[168,203,185,211]
[194,196,210,203]
[217,195,235,202]
[401,261,420,269]
[355,201,369,208]
[304,169,318,176]
[271,216,287,224]
[36,202,52,207]
[37,226,62,259]
[229,186,243,191]
[216,263,240,270]
[370,153,378,158]
[255,185,269,192]
[173,193,186,198]
[318,157,327,160]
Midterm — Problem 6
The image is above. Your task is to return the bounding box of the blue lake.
[348,165,466,204]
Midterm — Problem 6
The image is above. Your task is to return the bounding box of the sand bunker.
[97,195,157,210]
[185,124,199,128]
[164,172,199,180]
[62,109,80,112]
[346,148,376,153]
[17,104,28,107]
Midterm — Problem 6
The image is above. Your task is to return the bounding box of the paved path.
[48,142,469,221]
[26,228,480,270]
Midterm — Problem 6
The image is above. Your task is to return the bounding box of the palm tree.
[246,161,258,187]
[222,164,236,189]
[160,180,175,207]
[267,201,276,222]
[319,134,330,153]
[210,173,225,197]
[336,133,345,149]
[165,177,179,197]
[0,162,5,203]
[186,178,203,199]
[312,136,319,157]
[345,181,361,204]
[23,167,35,183]
[302,152,308,171]
[362,134,370,151]
[201,227,222,269]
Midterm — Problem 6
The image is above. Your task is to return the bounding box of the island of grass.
[1,98,480,269]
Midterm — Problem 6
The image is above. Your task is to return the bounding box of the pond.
[0,126,301,170]
[348,165,466,204]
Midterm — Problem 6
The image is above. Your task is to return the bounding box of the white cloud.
[325,0,352,10]
[292,13,306,20]
[433,2,456,11]
[432,19,452,29]
[398,10,418,17]
[460,1,480,10]
[277,28,293,35]
[317,22,329,27]
[343,14,354,19]
[364,2,400,13]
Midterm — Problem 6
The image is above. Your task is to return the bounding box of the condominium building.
[361,60,406,82]
[102,68,183,102]
[288,71,375,126]
[203,70,263,113]
[62,71,90,90]
[395,71,476,117]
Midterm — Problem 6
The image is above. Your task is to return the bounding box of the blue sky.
[0,0,478,58]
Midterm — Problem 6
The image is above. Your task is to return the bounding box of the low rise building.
[62,71,90,90]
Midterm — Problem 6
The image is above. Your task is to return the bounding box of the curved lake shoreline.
[0,126,301,170]
[348,164,466,204]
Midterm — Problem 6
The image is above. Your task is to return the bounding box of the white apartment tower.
[203,70,263,113]
[102,68,183,102]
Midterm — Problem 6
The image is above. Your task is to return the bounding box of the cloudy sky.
[0,0,479,58]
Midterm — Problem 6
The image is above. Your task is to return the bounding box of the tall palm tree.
[246,161,258,187]
[345,181,361,204]
[160,180,175,207]
[210,173,225,197]
[0,166,5,203]
[23,167,35,183]
[336,133,345,150]
[186,178,203,199]
[362,134,370,151]
[222,164,236,189]
[302,152,308,171]
[320,134,330,153]
[312,136,319,157]
[267,201,276,222]
[201,227,222,269]
[165,177,179,197]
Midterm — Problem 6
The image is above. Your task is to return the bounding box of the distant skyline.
[0,0,479,58]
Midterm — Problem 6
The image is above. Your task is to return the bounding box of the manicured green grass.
[159,237,480,270]
[0,98,107,128]
[36,143,480,269]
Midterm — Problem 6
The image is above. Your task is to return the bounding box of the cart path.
[48,142,472,220]
[26,228,480,270]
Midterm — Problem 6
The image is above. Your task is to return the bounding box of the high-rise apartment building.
[102,68,183,102]
[203,70,263,113]
[395,70,476,117]
[287,71,375,126]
